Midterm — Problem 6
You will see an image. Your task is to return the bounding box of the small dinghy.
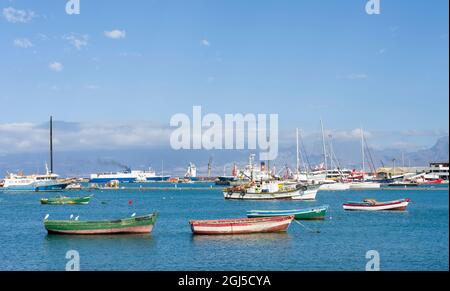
[343,198,411,211]
[40,195,93,205]
[44,212,158,235]
[247,205,329,220]
[189,215,294,235]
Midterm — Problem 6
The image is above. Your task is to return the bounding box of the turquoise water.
[0,183,448,271]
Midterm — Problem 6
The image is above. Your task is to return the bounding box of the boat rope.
[293,220,321,233]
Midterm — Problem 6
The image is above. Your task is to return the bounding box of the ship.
[1,117,70,191]
[89,168,170,183]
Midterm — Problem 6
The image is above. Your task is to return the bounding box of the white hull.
[349,182,381,190]
[343,201,409,211]
[319,183,350,191]
[223,188,316,200]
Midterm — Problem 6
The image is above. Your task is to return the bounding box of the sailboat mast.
[320,119,328,172]
[361,127,365,175]
[50,116,53,174]
[296,128,299,177]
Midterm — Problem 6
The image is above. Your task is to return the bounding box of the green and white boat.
[40,195,93,205]
[44,212,158,235]
[247,205,329,220]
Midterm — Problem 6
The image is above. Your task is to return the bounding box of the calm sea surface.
[0,183,448,271]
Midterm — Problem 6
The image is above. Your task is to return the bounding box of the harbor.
[0,183,448,270]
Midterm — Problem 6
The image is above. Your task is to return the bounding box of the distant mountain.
[0,137,448,178]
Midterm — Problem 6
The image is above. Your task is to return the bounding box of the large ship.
[1,117,70,192]
[2,168,69,191]
[89,169,170,183]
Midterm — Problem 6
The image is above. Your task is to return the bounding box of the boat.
[44,212,158,235]
[189,215,294,235]
[1,117,70,192]
[388,181,419,187]
[66,183,82,190]
[343,198,411,211]
[223,181,319,200]
[40,195,93,205]
[319,181,350,191]
[90,169,170,183]
[348,182,381,190]
[184,163,198,181]
[247,205,329,220]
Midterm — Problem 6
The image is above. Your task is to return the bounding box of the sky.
[0,0,448,155]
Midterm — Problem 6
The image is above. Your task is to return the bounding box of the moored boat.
[40,195,93,205]
[44,212,157,235]
[247,205,329,220]
[349,182,381,190]
[223,181,319,200]
[189,215,294,235]
[343,198,411,211]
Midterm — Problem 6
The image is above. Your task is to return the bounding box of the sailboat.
[348,128,381,190]
[1,116,70,191]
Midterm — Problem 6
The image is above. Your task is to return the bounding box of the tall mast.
[49,116,53,174]
[361,127,365,174]
[296,128,300,177]
[320,119,328,172]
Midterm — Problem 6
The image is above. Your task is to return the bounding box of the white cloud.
[49,62,63,72]
[63,33,89,50]
[13,38,33,48]
[2,7,36,23]
[201,39,211,47]
[104,29,126,39]
[0,121,171,153]
[347,73,368,80]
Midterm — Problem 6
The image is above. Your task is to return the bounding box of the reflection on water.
[44,233,155,249]
[191,232,292,245]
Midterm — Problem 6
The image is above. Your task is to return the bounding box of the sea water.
[0,183,448,270]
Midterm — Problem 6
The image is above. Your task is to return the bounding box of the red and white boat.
[189,215,294,235]
[343,198,411,211]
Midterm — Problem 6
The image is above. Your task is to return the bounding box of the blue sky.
[0,0,448,153]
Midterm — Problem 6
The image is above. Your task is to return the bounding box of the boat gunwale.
[343,198,410,207]
[189,215,294,226]
[247,205,329,215]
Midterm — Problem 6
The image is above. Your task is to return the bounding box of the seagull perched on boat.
[75,216,79,221]
[70,214,74,220]
[44,214,50,220]
[131,213,136,217]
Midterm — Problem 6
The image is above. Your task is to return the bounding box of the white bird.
[70,214,74,220]
[131,213,136,217]
[75,216,79,221]
[44,214,50,220]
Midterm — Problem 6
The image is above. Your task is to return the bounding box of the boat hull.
[189,216,294,235]
[247,206,328,220]
[349,182,381,190]
[44,213,157,235]
[343,199,410,211]
[41,196,92,205]
[319,183,350,191]
[223,188,317,201]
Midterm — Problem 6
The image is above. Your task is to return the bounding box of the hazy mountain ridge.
[0,137,448,178]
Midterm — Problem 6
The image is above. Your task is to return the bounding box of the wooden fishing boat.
[44,212,157,235]
[343,198,411,211]
[223,182,319,200]
[247,205,329,220]
[40,195,93,205]
[189,215,294,235]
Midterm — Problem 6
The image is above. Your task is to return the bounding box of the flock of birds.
[43,213,137,221]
